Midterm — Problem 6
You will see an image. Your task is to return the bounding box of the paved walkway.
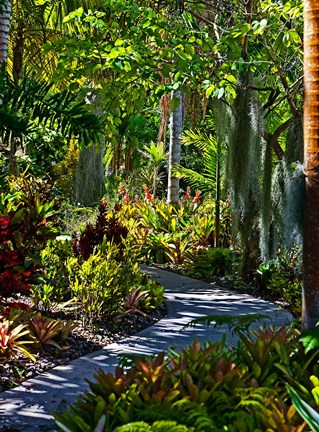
[0,266,293,432]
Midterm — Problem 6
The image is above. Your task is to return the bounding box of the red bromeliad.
[143,185,153,202]
[185,187,191,199]
[0,216,10,240]
[193,190,201,204]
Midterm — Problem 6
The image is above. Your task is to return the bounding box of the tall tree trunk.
[76,145,105,206]
[302,1,319,330]
[0,0,11,66]
[167,90,182,204]
[215,142,221,248]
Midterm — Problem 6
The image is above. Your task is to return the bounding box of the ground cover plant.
[0,178,165,391]
[54,322,319,431]
[2,2,319,431]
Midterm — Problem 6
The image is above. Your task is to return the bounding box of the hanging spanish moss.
[228,73,262,280]
[267,115,304,254]
[75,144,105,206]
[213,100,231,248]
[284,115,304,246]
[270,160,286,254]
[259,131,272,260]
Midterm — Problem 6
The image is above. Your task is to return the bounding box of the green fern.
[114,420,193,432]
[133,399,214,431]
[114,422,152,432]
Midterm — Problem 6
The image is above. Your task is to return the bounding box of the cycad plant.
[140,141,168,197]
[173,129,218,195]
[172,112,226,247]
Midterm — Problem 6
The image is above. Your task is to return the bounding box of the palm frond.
[172,164,215,194]
[0,72,101,144]
[181,129,218,154]
[172,127,220,195]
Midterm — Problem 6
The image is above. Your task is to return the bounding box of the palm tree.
[172,116,224,247]
[167,89,183,204]
[0,0,11,65]
[140,141,168,197]
[302,1,319,330]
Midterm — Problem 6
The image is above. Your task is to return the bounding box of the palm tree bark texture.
[0,0,11,65]
[303,1,319,330]
[167,89,183,204]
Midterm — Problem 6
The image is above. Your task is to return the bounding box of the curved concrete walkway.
[0,266,293,432]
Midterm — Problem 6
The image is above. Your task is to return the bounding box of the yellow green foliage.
[53,141,79,198]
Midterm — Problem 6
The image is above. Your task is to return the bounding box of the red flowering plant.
[0,190,60,301]
[143,184,153,203]
[193,190,201,204]
[0,216,10,239]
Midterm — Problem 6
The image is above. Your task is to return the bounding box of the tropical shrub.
[0,189,61,300]
[73,199,129,260]
[28,312,77,350]
[255,246,302,311]
[0,307,35,362]
[191,213,215,247]
[187,248,236,278]
[0,304,78,362]
[117,196,233,267]
[31,238,74,312]
[0,248,37,298]
[0,319,35,363]
[53,140,80,199]
[7,172,60,208]
[54,326,318,432]
[0,189,60,253]
[67,241,164,326]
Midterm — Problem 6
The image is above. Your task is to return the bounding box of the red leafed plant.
[0,249,37,297]
[73,199,129,260]
[0,189,60,300]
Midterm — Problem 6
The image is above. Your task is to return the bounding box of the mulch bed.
[0,303,167,393]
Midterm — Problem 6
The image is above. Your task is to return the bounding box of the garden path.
[0,266,293,432]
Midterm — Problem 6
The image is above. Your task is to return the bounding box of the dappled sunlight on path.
[0,266,292,432]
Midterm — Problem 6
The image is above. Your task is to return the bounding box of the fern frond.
[114,421,152,432]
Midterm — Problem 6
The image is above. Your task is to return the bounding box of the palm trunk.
[0,0,11,66]
[167,90,182,204]
[215,145,221,248]
[303,1,319,330]
[76,145,105,206]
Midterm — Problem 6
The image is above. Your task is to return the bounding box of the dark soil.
[0,303,167,393]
